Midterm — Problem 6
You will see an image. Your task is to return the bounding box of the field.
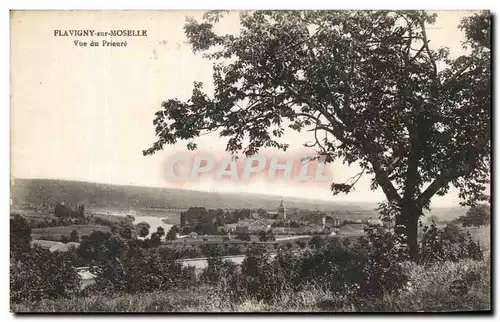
[32,224,110,240]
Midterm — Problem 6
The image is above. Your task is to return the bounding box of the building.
[277,198,286,220]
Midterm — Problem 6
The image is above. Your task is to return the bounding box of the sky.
[10,10,482,207]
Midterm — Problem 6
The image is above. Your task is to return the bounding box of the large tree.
[144,11,491,257]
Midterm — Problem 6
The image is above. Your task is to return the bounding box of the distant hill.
[11,178,379,213]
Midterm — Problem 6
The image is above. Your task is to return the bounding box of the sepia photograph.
[9,9,491,313]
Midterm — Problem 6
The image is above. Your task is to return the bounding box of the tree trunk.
[396,203,421,259]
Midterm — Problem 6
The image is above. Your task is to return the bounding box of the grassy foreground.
[12,257,490,313]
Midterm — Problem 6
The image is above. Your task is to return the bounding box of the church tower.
[277,198,286,220]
